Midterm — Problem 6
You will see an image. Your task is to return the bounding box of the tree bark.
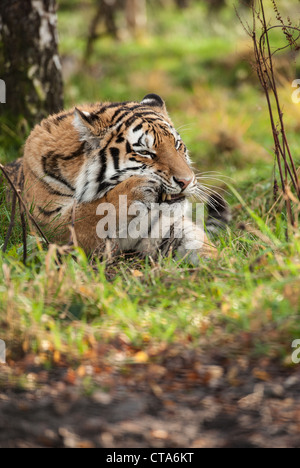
[0,0,63,127]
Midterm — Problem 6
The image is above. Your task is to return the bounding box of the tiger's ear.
[141,94,168,115]
[73,108,102,148]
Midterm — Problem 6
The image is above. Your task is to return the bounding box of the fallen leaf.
[134,351,149,363]
[148,364,166,377]
[65,369,76,385]
[227,366,241,386]
[131,269,144,278]
[252,368,271,382]
[53,350,61,363]
[77,365,86,377]
[78,440,95,448]
[151,429,169,440]
[150,383,163,397]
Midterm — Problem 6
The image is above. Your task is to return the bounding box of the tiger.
[5,94,230,264]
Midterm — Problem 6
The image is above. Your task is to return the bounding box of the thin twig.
[0,163,50,246]
[236,0,300,233]
[2,191,17,253]
[18,195,27,265]
[68,199,78,247]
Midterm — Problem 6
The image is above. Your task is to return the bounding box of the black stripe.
[111,104,142,121]
[97,148,107,181]
[111,104,165,127]
[134,111,165,119]
[116,135,125,143]
[96,132,116,188]
[133,123,143,133]
[110,173,122,181]
[56,112,73,122]
[113,111,131,127]
[47,187,73,198]
[97,180,114,195]
[45,171,74,192]
[40,143,84,193]
[111,107,126,121]
[111,109,165,133]
[88,112,101,122]
[110,147,120,170]
[123,116,138,129]
[42,153,75,192]
[61,142,85,161]
[27,165,74,198]
[110,166,141,180]
[126,141,131,153]
[96,148,107,194]
[110,167,142,181]
[38,206,62,217]
[78,179,90,201]
[98,102,135,116]
[113,112,149,130]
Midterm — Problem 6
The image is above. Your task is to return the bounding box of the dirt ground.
[0,347,299,448]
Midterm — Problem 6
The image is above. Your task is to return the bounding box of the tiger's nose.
[173,177,193,191]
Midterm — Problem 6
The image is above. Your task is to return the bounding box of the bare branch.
[236,0,300,232]
[0,163,50,247]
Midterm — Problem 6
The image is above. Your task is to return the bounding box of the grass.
[0,0,299,369]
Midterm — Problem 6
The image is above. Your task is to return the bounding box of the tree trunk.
[206,0,226,11]
[125,0,147,37]
[85,0,120,59]
[174,0,190,9]
[0,0,63,127]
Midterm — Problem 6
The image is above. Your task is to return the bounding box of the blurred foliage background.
[2,0,300,186]
[59,0,299,175]
[0,0,300,366]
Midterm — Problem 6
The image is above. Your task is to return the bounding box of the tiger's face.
[74,94,197,203]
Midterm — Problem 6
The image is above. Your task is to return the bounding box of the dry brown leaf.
[65,369,77,385]
[252,368,271,382]
[150,383,163,397]
[151,429,169,440]
[133,351,149,363]
[53,350,61,363]
[131,269,144,278]
[77,365,86,378]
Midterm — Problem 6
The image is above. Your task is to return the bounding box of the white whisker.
[195,172,234,181]
[196,176,231,187]
[176,124,193,132]
[194,188,223,214]
[198,183,231,197]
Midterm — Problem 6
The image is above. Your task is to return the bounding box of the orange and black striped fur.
[8,94,230,263]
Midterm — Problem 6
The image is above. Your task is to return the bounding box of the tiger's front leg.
[105,176,217,263]
[65,175,216,263]
[65,175,161,254]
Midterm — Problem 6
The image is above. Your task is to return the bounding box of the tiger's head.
[73,94,197,203]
